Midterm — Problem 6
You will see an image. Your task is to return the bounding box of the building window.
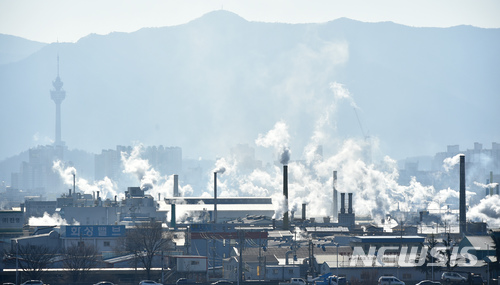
[191,260,200,265]
[273,269,279,274]
[104,241,110,247]
[10,218,14,223]
[288,269,294,274]
[16,218,20,223]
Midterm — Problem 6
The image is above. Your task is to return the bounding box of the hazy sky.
[1,0,499,43]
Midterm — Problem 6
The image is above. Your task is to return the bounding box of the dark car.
[416,281,441,285]
[467,274,484,285]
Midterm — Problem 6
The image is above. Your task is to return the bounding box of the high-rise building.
[50,55,66,146]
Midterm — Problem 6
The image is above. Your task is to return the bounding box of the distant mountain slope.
[1,10,499,161]
[0,34,47,65]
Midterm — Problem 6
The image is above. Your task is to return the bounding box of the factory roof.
[352,235,425,243]
[164,197,272,205]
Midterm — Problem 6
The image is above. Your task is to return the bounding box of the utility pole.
[238,230,244,284]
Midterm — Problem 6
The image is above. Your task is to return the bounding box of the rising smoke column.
[255,121,293,219]
[52,160,120,200]
[121,144,159,191]
[201,81,488,225]
[121,144,193,203]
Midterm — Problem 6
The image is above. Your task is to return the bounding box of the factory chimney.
[340,193,346,214]
[333,171,338,220]
[214,172,218,224]
[302,203,307,221]
[459,155,466,234]
[173,174,179,197]
[171,204,176,229]
[283,165,289,230]
[490,171,494,196]
[348,193,353,214]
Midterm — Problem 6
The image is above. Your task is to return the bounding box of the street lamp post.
[485,243,490,285]
[15,240,19,285]
[337,243,340,277]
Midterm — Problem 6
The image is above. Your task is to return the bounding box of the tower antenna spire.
[51,55,66,146]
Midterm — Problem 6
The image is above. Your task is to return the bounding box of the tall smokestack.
[459,155,466,234]
[490,171,494,196]
[340,193,346,214]
[302,203,307,221]
[171,204,176,229]
[348,193,353,214]
[73,173,75,194]
[214,172,218,224]
[283,165,289,230]
[333,171,338,219]
[173,174,179,197]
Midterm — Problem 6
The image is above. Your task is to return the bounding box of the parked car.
[378,276,405,285]
[441,272,467,283]
[177,278,196,285]
[211,280,233,285]
[416,281,441,285]
[94,282,116,285]
[139,281,162,285]
[467,274,484,285]
[21,281,43,285]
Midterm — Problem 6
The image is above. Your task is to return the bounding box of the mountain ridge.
[1,11,499,163]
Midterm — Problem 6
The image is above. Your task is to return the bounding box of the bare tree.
[6,244,57,281]
[62,242,100,283]
[125,220,172,280]
[439,233,457,272]
[490,234,500,281]
[417,233,440,279]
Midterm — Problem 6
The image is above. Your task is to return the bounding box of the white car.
[21,281,43,285]
[139,281,162,285]
[441,272,466,283]
[378,276,405,285]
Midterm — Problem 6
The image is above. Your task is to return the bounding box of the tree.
[439,233,457,272]
[62,242,100,283]
[7,244,57,281]
[490,234,500,281]
[417,233,440,280]
[125,220,173,280]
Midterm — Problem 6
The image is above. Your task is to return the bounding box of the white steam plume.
[52,160,120,200]
[121,144,159,191]
[442,154,464,172]
[468,195,500,227]
[121,145,194,201]
[474,181,499,189]
[256,121,290,149]
[28,212,79,226]
[255,121,292,165]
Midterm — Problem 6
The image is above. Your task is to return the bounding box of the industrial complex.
[0,59,499,285]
